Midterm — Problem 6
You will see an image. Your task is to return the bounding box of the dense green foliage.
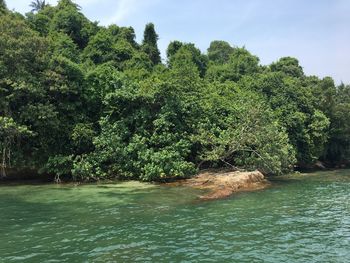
[1,0,349,181]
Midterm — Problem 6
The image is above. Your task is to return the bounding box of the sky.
[7,0,350,84]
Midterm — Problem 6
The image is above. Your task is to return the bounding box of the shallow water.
[0,170,349,262]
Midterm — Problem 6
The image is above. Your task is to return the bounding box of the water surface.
[0,170,349,262]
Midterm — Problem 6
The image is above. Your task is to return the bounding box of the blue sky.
[8,0,350,84]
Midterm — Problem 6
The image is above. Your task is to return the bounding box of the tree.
[142,23,161,65]
[0,0,7,14]
[57,0,80,9]
[30,0,46,12]
[167,42,208,77]
[50,0,96,48]
[207,40,234,64]
[82,28,117,64]
[239,72,330,166]
[195,84,295,174]
[26,12,51,36]
[0,117,33,177]
[270,57,304,78]
[166,40,183,59]
[170,47,201,85]
[50,32,80,62]
[82,25,141,69]
[323,84,350,165]
[311,77,336,117]
[206,47,259,82]
[0,14,49,81]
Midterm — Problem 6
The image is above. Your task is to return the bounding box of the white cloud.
[104,0,138,24]
[101,0,159,25]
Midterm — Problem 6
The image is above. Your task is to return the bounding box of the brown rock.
[168,170,270,200]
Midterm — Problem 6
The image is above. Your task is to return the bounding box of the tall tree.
[0,0,7,14]
[142,23,161,65]
[207,40,234,64]
[30,0,46,12]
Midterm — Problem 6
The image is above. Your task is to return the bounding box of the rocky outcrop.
[168,170,269,200]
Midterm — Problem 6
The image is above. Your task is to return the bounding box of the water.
[0,170,349,262]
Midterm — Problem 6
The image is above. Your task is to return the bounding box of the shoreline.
[2,169,349,200]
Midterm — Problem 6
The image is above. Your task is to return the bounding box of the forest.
[1,0,349,182]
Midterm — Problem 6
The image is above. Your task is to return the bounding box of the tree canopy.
[0,0,349,182]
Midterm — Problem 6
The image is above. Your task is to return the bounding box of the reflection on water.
[0,170,349,262]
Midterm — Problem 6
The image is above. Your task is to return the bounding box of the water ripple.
[0,171,349,262]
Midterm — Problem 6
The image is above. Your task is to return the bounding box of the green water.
[0,170,349,262]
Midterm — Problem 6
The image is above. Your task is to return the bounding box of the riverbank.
[166,170,270,200]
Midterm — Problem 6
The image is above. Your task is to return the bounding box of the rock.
[167,170,269,200]
[314,161,326,170]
